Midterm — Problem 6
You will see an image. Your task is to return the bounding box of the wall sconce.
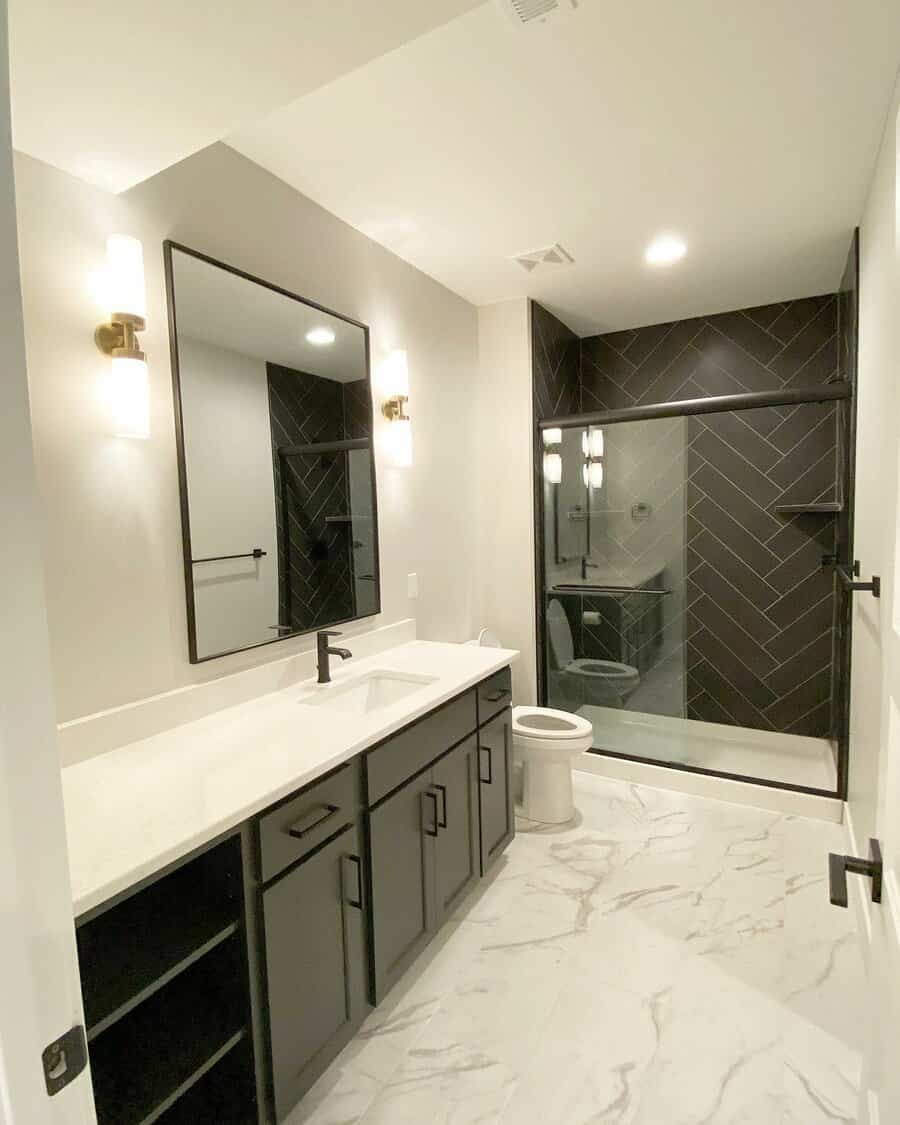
[95,234,150,439]
[379,349,412,467]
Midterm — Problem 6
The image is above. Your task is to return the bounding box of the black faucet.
[317,630,353,683]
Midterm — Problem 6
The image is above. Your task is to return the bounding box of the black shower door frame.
[533,381,853,799]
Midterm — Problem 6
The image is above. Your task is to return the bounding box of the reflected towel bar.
[552,584,671,596]
[192,548,267,564]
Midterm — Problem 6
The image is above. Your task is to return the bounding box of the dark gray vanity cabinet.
[368,766,439,999]
[78,667,514,1125]
[478,708,515,874]
[432,735,481,920]
[262,822,367,1120]
[368,733,481,1001]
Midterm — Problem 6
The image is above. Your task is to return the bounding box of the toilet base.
[520,758,576,824]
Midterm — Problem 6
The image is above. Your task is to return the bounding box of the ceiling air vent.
[497,0,579,28]
[511,243,575,273]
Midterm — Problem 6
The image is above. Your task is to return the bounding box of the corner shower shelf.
[774,502,842,515]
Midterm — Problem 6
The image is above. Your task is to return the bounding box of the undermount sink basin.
[299,671,438,716]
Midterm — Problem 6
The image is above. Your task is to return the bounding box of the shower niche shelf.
[774,502,842,516]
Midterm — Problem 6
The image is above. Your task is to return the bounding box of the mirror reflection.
[166,244,379,662]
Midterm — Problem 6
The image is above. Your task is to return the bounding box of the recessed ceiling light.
[645,235,687,267]
[306,326,336,346]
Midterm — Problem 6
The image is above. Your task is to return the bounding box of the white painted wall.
[0,4,94,1116]
[848,75,900,849]
[177,335,279,659]
[14,143,479,722]
[474,299,536,705]
[847,67,900,1124]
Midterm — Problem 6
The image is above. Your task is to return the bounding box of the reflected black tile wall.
[267,365,371,633]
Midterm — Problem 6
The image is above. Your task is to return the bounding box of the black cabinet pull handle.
[432,784,448,829]
[286,803,339,840]
[422,791,439,838]
[829,838,882,908]
[484,689,510,703]
[344,854,363,910]
[479,745,493,785]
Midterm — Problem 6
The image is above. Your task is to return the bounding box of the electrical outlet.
[407,573,418,599]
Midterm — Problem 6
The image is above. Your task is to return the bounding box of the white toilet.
[512,705,593,824]
[547,599,640,708]
[468,628,594,825]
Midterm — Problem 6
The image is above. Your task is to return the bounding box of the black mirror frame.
[163,239,382,663]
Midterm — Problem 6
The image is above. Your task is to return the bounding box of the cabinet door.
[432,735,479,924]
[478,709,515,873]
[263,823,366,1121]
[369,770,437,1002]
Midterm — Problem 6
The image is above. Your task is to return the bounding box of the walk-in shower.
[532,235,863,799]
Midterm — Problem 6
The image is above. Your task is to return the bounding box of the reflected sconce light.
[581,425,604,489]
[582,460,604,489]
[543,451,562,484]
[95,235,149,439]
[380,349,412,467]
[581,428,604,459]
[542,426,562,483]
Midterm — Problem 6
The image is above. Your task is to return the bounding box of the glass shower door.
[542,416,688,721]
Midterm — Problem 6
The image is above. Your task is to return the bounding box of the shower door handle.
[828,839,882,908]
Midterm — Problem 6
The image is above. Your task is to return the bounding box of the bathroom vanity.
[65,642,515,1124]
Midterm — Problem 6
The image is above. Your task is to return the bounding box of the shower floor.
[577,705,837,793]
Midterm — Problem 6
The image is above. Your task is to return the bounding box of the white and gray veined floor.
[287,773,865,1125]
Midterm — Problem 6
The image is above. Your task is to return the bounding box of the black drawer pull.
[479,745,493,785]
[286,803,339,840]
[829,838,882,908]
[343,854,363,910]
[484,688,510,704]
[433,784,448,829]
[422,791,439,838]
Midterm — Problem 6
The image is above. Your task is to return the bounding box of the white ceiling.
[229,0,900,334]
[170,248,367,383]
[8,0,483,193]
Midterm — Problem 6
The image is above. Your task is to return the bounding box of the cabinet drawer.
[366,690,477,806]
[259,763,361,883]
[477,666,512,725]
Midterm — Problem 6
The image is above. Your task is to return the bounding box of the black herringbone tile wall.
[580,297,840,738]
[532,302,579,420]
[267,364,372,633]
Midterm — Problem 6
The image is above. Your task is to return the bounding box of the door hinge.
[42,1024,87,1096]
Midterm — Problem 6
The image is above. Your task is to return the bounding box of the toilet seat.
[564,659,639,685]
[512,705,594,756]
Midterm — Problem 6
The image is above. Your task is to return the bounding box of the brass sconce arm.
[381,393,409,422]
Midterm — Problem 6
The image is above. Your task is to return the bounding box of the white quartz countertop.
[63,641,518,916]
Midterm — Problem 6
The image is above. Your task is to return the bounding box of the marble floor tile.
[288,775,867,1125]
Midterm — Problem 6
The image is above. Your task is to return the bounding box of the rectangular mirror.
[164,242,380,662]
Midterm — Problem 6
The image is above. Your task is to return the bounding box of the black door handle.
[343,854,363,910]
[432,784,448,829]
[829,838,882,908]
[479,744,493,785]
[422,790,439,838]
[286,803,340,839]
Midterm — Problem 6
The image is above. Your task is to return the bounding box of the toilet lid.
[512,705,593,741]
[547,599,574,668]
[566,658,639,681]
